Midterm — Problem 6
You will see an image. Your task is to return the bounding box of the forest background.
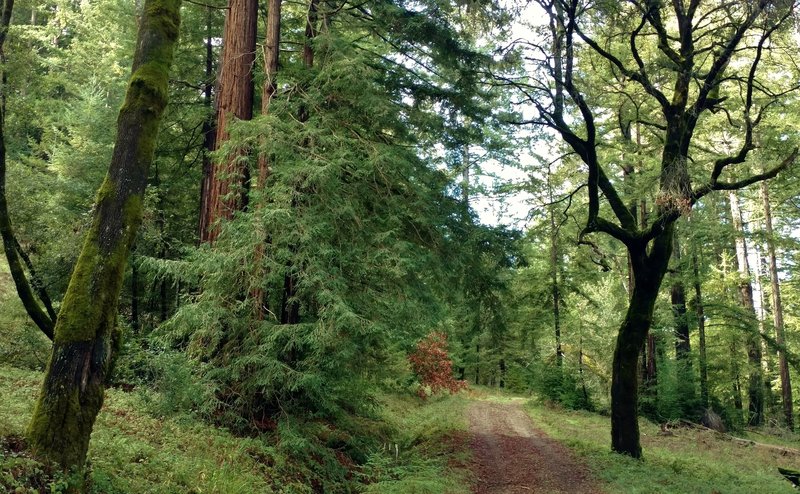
[2,0,800,491]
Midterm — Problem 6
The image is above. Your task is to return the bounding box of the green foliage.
[0,299,50,371]
[532,361,593,412]
[155,15,490,432]
[0,436,78,494]
[0,365,273,493]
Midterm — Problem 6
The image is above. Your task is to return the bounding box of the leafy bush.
[408,332,466,399]
[532,360,593,411]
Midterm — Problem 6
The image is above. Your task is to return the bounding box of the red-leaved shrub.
[408,332,467,399]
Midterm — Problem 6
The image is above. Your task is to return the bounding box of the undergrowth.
[0,365,469,493]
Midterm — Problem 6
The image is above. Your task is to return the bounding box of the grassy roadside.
[0,366,274,493]
[0,364,470,493]
[523,399,800,493]
[360,394,471,493]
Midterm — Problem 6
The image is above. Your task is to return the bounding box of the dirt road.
[467,400,602,494]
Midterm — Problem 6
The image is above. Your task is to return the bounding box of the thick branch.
[693,148,799,202]
[691,4,765,117]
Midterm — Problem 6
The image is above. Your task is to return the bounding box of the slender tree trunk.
[692,249,709,408]
[462,143,470,205]
[198,6,216,241]
[671,232,696,414]
[548,167,562,366]
[251,0,282,318]
[672,235,690,359]
[0,0,55,340]
[279,0,318,324]
[13,238,57,321]
[579,334,589,404]
[27,0,181,469]
[645,333,657,387]
[475,343,480,385]
[199,0,257,243]
[728,190,764,425]
[762,181,793,429]
[258,0,281,184]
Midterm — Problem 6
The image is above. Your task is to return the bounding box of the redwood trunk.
[258,0,281,183]
[279,0,318,324]
[198,6,215,241]
[250,0,282,318]
[199,0,257,242]
[27,0,181,469]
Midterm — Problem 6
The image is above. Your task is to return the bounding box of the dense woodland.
[3,0,800,491]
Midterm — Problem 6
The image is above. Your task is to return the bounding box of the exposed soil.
[467,400,602,494]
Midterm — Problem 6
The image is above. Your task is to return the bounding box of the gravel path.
[467,401,602,494]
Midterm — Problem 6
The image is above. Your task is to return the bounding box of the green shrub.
[532,361,593,411]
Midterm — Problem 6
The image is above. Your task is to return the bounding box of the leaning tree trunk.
[0,0,56,341]
[27,0,181,469]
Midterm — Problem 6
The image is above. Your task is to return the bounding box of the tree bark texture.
[548,172,562,366]
[279,0,318,324]
[762,181,793,429]
[250,0,282,318]
[671,235,690,359]
[199,0,257,243]
[27,0,181,468]
[258,0,281,184]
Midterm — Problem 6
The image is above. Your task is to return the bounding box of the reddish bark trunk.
[199,0,257,243]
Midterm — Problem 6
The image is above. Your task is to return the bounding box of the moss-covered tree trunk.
[27,0,181,469]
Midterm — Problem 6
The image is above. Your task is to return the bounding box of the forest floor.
[467,398,601,494]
